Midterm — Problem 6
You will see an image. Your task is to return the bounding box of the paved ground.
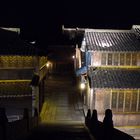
[40,73,85,124]
[25,73,93,140]
[22,123,93,140]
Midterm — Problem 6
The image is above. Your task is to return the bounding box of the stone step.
[21,124,93,140]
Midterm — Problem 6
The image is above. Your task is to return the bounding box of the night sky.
[0,0,140,47]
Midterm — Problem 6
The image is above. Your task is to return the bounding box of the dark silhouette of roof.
[89,69,140,88]
[0,28,37,56]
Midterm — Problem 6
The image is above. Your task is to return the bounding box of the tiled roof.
[0,28,37,55]
[0,81,32,98]
[132,25,140,38]
[0,94,32,98]
[85,29,140,52]
[0,69,33,80]
[89,69,140,88]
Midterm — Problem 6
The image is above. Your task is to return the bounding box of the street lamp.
[80,75,87,89]
[80,82,86,90]
[80,75,87,106]
[46,63,50,68]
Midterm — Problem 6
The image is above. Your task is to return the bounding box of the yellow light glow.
[0,80,31,83]
[46,63,49,67]
[80,83,85,89]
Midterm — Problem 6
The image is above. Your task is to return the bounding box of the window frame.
[111,89,140,113]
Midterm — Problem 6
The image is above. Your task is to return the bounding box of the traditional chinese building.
[0,28,47,119]
[74,26,140,138]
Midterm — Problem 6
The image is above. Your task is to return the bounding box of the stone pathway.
[40,74,85,124]
[22,123,93,140]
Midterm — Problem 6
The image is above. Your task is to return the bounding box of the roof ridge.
[85,29,131,33]
[89,67,140,71]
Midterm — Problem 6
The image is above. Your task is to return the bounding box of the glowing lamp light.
[80,83,85,90]
[30,41,36,44]
[46,63,49,68]
[72,55,75,59]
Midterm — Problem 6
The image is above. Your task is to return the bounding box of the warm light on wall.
[80,83,85,89]
[46,63,50,68]
[72,55,75,59]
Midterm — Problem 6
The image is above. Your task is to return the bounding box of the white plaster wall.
[91,52,101,66]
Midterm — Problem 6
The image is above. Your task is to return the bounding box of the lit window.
[111,90,140,113]
[101,53,106,65]
[108,53,112,65]
[112,91,117,111]
[120,53,125,65]
[132,53,137,66]
[138,54,140,66]
[139,93,140,112]
[114,53,119,65]
[126,53,131,65]
[118,91,124,112]
[131,91,137,111]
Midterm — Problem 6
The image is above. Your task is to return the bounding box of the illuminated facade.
[0,28,48,118]
[75,26,140,138]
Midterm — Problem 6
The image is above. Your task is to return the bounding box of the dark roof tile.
[132,25,140,38]
[85,30,140,52]
[89,69,140,89]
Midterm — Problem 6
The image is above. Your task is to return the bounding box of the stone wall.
[95,89,111,114]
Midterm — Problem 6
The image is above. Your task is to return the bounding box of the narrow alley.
[21,71,93,140]
[41,73,84,124]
